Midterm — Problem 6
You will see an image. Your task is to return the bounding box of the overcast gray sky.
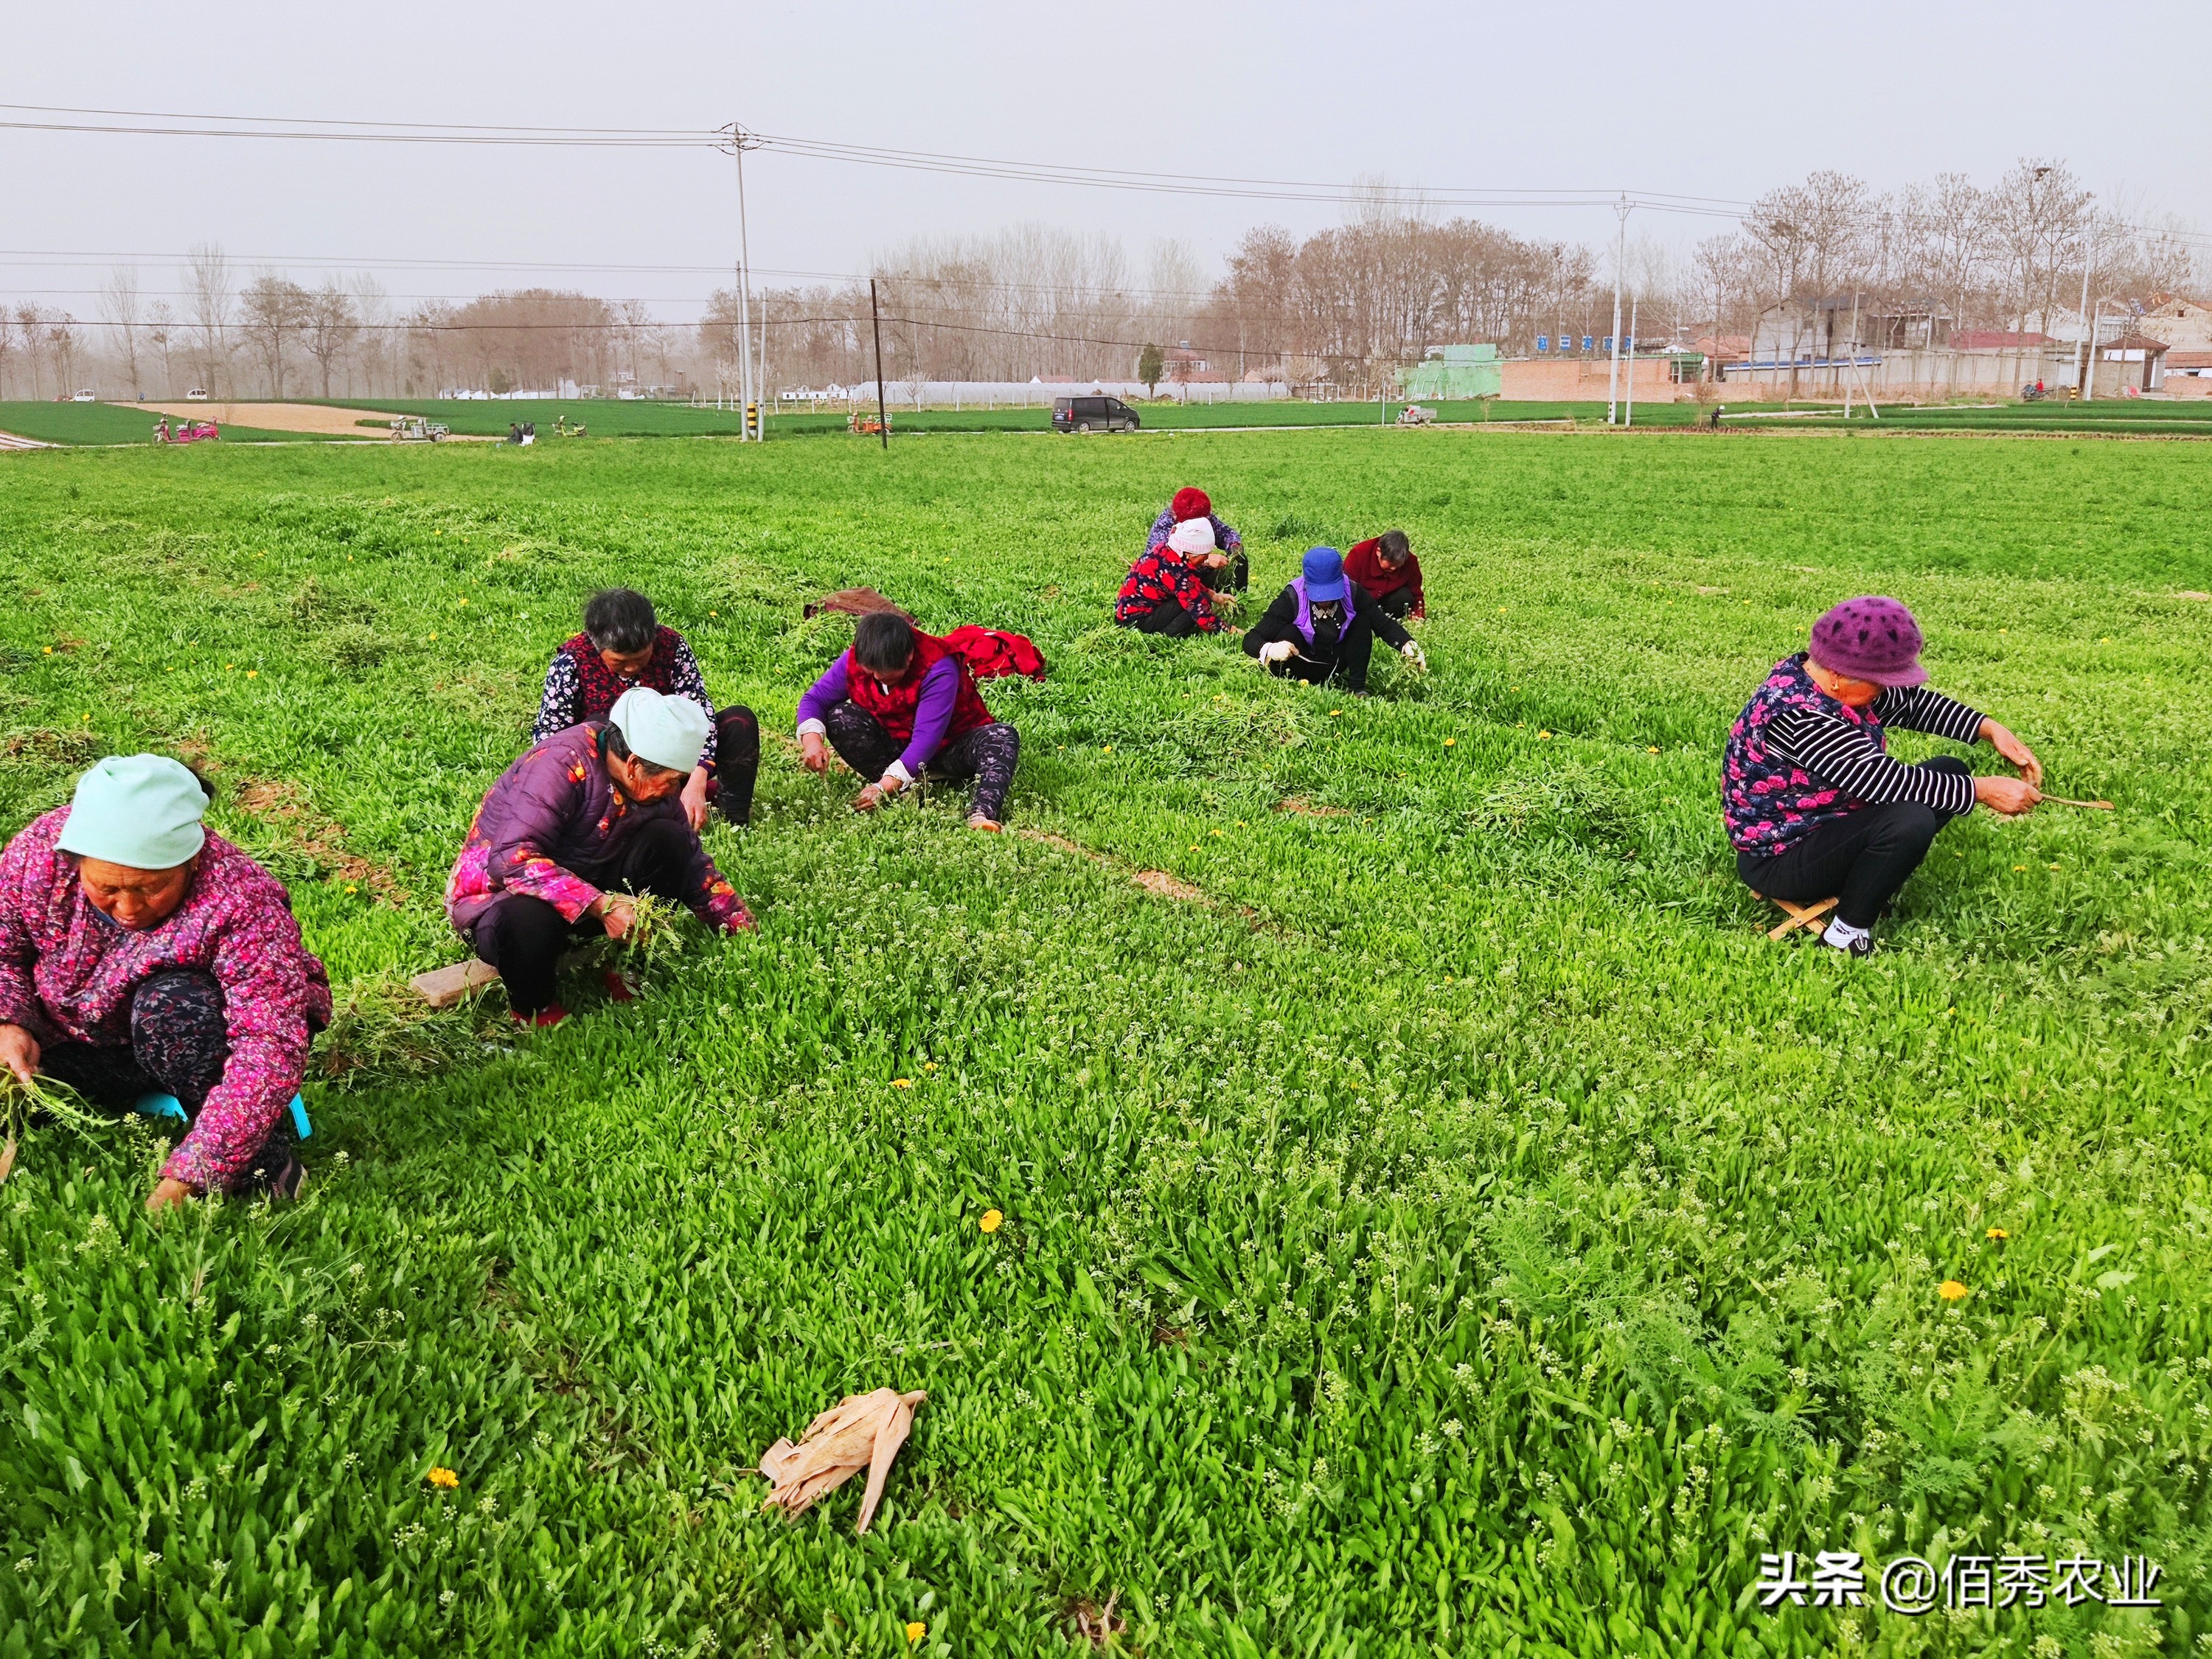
[7,1,2208,317]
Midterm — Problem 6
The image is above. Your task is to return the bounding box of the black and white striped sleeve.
[1871,685,1984,743]
[1765,710,1978,816]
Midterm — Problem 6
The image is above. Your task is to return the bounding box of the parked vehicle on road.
[185,388,209,401]
[155,420,219,445]
[71,389,97,403]
[1051,395,1140,434]
[389,416,450,442]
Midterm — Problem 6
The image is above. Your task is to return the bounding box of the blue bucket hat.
[1301,546,1347,602]
[55,754,209,869]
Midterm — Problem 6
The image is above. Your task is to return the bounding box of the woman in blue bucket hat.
[1243,546,1426,695]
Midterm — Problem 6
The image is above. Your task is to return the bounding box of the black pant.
[1262,620,1377,693]
[706,706,760,827]
[1737,757,1970,929]
[1123,602,1203,639]
[473,817,694,1013]
[821,702,1020,822]
[1371,585,1416,621]
[40,969,304,1194]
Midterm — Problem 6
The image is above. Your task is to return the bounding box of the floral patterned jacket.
[0,809,332,1192]
[444,723,753,936]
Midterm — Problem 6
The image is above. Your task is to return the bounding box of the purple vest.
[1290,579,1349,649]
[1723,653,1887,856]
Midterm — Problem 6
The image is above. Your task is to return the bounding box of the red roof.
[1951,330,2054,350]
[2166,349,2212,369]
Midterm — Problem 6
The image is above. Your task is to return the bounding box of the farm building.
[2163,350,2212,397]
[2090,333,2169,396]
[1399,344,1501,400]
[2136,295,2212,352]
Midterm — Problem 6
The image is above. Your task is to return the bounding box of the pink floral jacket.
[444,723,753,937]
[0,810,332,1191]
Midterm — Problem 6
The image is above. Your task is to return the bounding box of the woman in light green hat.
[0,755,331,1208]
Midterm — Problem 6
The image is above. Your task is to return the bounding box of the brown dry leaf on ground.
[1068,1592,1127,1649]
[1134,869,1205,902]
[234,779,411,905]
[1274,796,1348,818]
[759,1387,926,1534]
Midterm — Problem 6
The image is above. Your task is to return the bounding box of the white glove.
[1400,641,1427,671]
[1259,640,1296,666]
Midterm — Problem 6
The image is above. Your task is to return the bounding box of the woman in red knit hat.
[1144,487,1246,597]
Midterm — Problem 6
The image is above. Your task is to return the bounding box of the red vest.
[845,633,995,744]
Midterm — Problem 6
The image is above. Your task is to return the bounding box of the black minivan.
[1051,394,1141,434]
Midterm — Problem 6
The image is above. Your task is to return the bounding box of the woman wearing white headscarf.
[445,686,757,1026]
[0,755,330,1208]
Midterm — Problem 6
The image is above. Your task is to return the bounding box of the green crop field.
[0,402,358,448]
[1,428,2209,1656]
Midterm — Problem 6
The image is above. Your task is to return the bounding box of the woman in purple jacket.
[447,687,756,1026]
[0,755,329,1208]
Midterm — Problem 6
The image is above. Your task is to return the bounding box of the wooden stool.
[1750,892,1839,942]
[409,959,501,1007]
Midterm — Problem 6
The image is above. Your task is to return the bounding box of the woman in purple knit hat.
[1722,597,2043,956]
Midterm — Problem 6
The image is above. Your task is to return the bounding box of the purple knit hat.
[1808,596,1927,687]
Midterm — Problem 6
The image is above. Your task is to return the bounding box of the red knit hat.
[1171,487,1211,521]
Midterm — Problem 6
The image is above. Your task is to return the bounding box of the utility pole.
[2075,251,2096,400]
[1607,196,1629,425]
[721,122,765,440]
[2081,299,2101,403]
[869,279,890,451]
[1624,298,1638,428]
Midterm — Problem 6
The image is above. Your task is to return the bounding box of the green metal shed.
[1399,344,1501,400]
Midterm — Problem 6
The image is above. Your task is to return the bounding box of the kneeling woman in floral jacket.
[0,755,330,1208]
[448,686,756,1026]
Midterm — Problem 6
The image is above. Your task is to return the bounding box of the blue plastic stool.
[134,1091,310,1139]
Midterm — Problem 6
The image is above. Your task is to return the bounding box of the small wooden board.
[1751,892,1839,941]
[409,958,501,1007]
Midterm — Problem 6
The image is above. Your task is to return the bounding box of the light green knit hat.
[55,755,209,869]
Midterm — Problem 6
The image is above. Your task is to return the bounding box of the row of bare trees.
[3,161,2202,403]
[1687,160,2202,352]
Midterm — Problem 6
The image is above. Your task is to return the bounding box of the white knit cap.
[1166,518,1217,557]
[608,686,709,773]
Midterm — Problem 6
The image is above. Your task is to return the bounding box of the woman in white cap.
[445,686,757,1026]
[1116,517,1237,638]
[0,755,330,1208]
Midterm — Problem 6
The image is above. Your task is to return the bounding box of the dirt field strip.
[122,401,406,437]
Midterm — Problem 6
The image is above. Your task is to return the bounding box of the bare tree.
[239,273,313,397]
[0,310,17,400]
[145,301,178,398]
[352,274,390,397]
[187,243,234,394]
[1989,159,2092,335]
[44,312,86,397]
[15,307,48,399]
[302,279,358,398]
[100,267,143,399]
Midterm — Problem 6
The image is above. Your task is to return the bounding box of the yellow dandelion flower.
[1101,745,1112,754]
[246,669,258,679]
[891,1078,912,1089]
[2013,864,2027,872]
[1329,709,1341,716]
[923,1061,938,1071]
[1211,829,1222,836]
[1986,1227,2008,1240]
[1537,730,1554,740]
[428,633,439,641]
[1647,745,1660,754]
[2048,863,2060,871]
[906,1624,926,1644]
[42,646,52,655]
[1444,737,1455,747]
[979,1209,1003,1234]
[427,1467,459,1489]
[1938,1280,1969,1302]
